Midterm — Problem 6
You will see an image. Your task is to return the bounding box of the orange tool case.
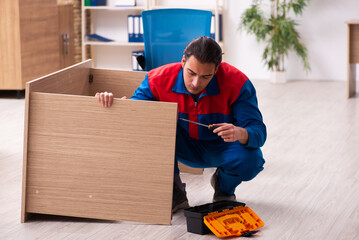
[204,206,264,238]
[184,201,264,237]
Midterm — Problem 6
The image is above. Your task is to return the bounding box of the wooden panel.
[0,0,22,90]
[90,68,203,174]
[349,24,359,64]
[89,68,204,174]
[58,4,74,69]
[27,60,91,95]
[89,68,147,98]
[19,0,60,87]
[21,60,91,222]
[25,93,177,224]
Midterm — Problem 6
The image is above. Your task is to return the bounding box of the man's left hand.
[212,123,248,145]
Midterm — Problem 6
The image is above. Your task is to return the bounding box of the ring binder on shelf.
[140,16,143,42]
[211,14,223,41]
[128,15,134,42]
[134,15,140,42]
[132,51,145,71]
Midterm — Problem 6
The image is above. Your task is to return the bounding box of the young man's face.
[181,55,218,97]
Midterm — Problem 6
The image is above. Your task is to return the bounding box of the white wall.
[225,0,359,81]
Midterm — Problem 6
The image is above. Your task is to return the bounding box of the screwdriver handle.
[208,125,219,131]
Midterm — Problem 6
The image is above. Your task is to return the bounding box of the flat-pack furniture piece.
[21,60,178,225]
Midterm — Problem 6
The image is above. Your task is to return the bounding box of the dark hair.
[183,36,222,67]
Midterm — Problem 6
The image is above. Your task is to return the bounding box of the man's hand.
[95,92,127,107]
[95,92,113,107]
[212,123,249,145]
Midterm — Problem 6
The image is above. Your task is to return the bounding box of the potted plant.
[240,0,310,83]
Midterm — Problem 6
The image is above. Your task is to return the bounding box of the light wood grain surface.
[21,60,92,222]
[0,0,61,90]
[348,24,359,64]
[22,62,179,224]
[19,0,60,85]
[1,79,359,239]
[0,0,22,89]
[26,60,92,96]
[58,4,74,69]
[25,93,177,224]
[89,68,204,175]
[347,22,359,97]
[89,68,147,98]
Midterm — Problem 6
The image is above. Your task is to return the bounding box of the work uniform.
[131,62,266,195]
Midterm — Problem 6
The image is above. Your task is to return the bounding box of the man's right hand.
[95,92,113,107]
[95,92,128,107]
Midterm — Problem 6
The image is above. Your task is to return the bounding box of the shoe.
[211,169,236,202]
[172,182,189,213]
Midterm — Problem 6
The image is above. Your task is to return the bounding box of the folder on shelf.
[218,14,223,41]
[134,15,140,42]
[91,0,107,6]
[211,14,223,41]
[128,15,134,42]
[139,16,143,42]
[211,15,215,39]
[132,51,145,71]
[86,34,114,42]
[115,0,135,7]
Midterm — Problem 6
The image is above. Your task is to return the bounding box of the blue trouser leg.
[174,126,265,195]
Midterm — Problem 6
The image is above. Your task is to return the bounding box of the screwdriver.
[179,118,220,131]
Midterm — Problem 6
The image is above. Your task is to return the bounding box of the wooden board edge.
[21,81,30,223]
[27,59,92,91]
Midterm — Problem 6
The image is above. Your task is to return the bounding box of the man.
[96,36,266,213]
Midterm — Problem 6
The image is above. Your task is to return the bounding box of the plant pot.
[270,71,287,84]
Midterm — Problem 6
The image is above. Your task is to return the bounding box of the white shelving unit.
[81,0,224,70]
[81,0,149,70]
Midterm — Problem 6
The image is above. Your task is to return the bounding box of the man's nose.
[192,77,200,87]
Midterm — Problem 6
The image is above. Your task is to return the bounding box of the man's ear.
[214,65,219,75]
[181,56,186,68]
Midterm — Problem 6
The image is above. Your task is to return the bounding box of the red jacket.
[131,62,266,148]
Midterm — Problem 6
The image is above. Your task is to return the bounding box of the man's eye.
[189,72,196,76]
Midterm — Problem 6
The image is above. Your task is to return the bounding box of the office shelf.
[81,0,224,70]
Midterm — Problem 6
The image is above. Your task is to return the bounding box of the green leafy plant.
[240,0,310,72]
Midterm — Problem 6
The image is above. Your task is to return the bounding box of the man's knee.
[224,147,265,182]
